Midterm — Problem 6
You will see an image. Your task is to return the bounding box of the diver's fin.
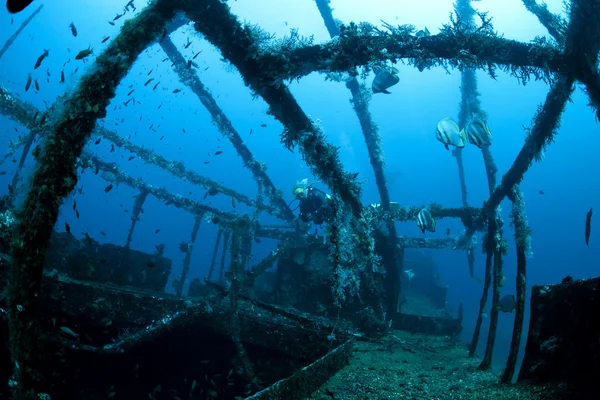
[382,89,391,94]
[444,143,449,150]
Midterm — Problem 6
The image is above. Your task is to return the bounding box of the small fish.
[144,78,154,86]
[73,200,77,210]
[436,117,467,150]
[64,222,71,234]
[585,208,592,246]
[125,0,136,11]
[187,59,193,69]
[102,36,111,43]
[34,49,49,69]
[184,38,192,49]
[215,150,223,155]
[75,46,93,60]
[372,68,399,94]
[25,73,32,91]
[416,207,435,233]
[110,144,115,153]
[147,69,153,76]
[232,197,236,208]
[69,22,78,37]
[498,294,516,313]
[203,187,219,199]
[108,21,115,26]
[260,123,267,128]
[154,229,160,234]
[60,69,65,83]
[101,231,106,236]
[466,116,492,148]
[60,326,79,337]
[249,129,253,135]
[127,89,135,96]
[446,228,450,236]
[104,183,113,193]
[34,78,39,91]
[538,190,544,195]
[193,50,203,59]
[113,11,125,21]
[172,89,181,93]
[128,156,134,161]
[94,138,101,144]
[75,210,80,219]
[153,81,160,91]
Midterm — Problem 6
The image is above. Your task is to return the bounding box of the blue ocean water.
[0,0,597,377]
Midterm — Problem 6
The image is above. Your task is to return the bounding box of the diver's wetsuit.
[299,187,327,225]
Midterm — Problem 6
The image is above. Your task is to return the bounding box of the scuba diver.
[290,179,331,225]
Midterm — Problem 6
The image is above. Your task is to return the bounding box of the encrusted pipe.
[181,0,363,217]
[314,0,401,314]
[484,74,575,216]
[81,153,238,227]
[0,4,43,61]
[469,229,494,357]
[7,3,176,398]
[175,213,203,297]
[479,216,505,370]
[501,186,530,383]
[228,217,260,390]
[159,36,294,222]
[206,228,223,281]
[218,230,231,283]
[124,189,149,248]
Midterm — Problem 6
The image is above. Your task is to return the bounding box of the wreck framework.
[0,0,598,398]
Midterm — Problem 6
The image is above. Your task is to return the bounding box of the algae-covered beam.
[81,153,237,227]
[218,229,230,283]
[315,0,402,316]
[159,36,295,222]
[482,0,600,216]
[455,0,483,281]
[0,4,44,61]
[249,243,286,279]
[501,186,530,383]
[258,24,568,85]
[374,204,484,231]
[180,0,363,217]
[520,1,600,122]
[478,216,505,370]
[396,236,460,250]
[124,189,149,248]
[227,216,260,390]
[521,0,566,45]
[484,74,574,216]
[175,213,203,296]
[0,85,277,218]
[206,228,223,281]
[96,126,273,214]
[7,2,178,398]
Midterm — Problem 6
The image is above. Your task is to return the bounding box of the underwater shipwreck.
[0,0,599,399]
